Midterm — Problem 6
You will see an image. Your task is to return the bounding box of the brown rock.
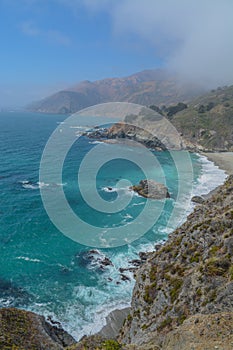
[131,179,170,199]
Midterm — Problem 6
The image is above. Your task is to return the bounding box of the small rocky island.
[131,179,170,199]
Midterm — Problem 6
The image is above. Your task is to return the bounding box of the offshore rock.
[131,179,170,199]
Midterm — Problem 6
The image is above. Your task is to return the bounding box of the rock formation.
[131,180,170,199]
[0,308,75,349]
[119,175,233,349]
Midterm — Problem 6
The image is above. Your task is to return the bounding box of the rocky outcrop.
[106,122,168,151]
[0,308,75,349]
[76,249,113,272]
[191,195,205,204]
[86,109,185,151]
[119,175,233,348]
[131,180,170,199]
[162,313,233,350]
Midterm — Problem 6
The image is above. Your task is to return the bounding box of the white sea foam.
[37,181,50,188]
[20,180,66,190]
[0,297,15,307]
[15,256,41,263]
[101,186,132,196]
[192,154,227,197]
[26,261,133,341]
[70,125,91,130]
[122,213,133,219]
[22,183,38,189]
[89,140,103,145]
[102,186,117,193]
[132,201,145,206]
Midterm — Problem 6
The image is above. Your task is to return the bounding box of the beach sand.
[202,152,233,175]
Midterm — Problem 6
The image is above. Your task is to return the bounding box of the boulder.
[131,179,170,199]
[191,195,205,204]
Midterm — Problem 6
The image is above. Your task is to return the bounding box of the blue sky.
[0,0,233,107]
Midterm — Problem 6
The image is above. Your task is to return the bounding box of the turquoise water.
[0,112,226,339]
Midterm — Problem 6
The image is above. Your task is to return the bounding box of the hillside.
[118,175,233,349]
[27,69,204,114]
[170,85,233,151]
[88,84,233,152]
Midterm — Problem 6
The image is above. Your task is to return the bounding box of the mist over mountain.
[27,69,205,114]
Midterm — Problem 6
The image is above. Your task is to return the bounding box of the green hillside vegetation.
[169,85,233,151]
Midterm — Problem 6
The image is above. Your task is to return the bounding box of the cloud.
[78,0,233,88]
[20,20,71,46]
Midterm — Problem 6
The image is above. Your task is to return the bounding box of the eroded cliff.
[119,175,233,349]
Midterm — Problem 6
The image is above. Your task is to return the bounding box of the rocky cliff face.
[0,308,75,349]
[119,175,233,349]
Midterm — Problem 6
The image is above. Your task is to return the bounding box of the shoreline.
[201,151,233,175]
[98,151,233,340]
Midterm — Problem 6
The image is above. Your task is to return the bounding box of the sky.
[0,0,233,107]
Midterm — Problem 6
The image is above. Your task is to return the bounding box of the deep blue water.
[0,112,226,339]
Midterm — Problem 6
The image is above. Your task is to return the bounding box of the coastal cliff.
[1,176,233,349]
[86,84,233,153]
[119,175,233,349]
[0,308,75,349]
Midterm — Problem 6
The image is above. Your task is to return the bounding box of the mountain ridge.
[27,69,205,114]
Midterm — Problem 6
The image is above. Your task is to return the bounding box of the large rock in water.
[0,308,75,350]
[131,179,170,199]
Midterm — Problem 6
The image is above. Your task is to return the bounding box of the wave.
[22,183,39,190]
[89,140,103,145]
[132,201,145,206]
[101,186,133,196]
[192,154,227,197]
[20,180,66,190]
[15,256,41,263]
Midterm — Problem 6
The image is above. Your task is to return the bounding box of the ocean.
[0,111,227,339]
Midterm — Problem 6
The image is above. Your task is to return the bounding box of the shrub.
[190,252,201,263]
[170,278,183,303]
[102,340,122,350]
[205,257,230,276]
[158,316,173,330]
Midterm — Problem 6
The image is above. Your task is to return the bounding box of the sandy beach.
[201,152,233,175]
